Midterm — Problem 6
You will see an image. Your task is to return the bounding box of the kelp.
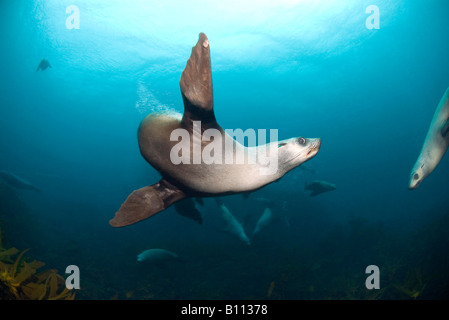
[0,228,75,300]
[393,267,427,299]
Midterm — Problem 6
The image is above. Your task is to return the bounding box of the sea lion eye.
[298,137,306,145]
[413,173,419,180]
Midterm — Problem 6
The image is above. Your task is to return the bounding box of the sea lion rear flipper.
[179,33,218,129]
[110,179,186,227]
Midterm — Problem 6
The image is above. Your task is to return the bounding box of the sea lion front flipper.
[441,118,449,138]
[309,191,319,197]
[174,198,203,224]
[179,33,218,129]
[110,179,186,227]
[37,59,45,72]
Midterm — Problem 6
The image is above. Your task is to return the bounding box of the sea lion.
[36,58,51,72]
[0,170,40,192]
[252,207,290,237]
[409,86,449,189]
[215,198,250,246]
[109,33,321,227]
[137,249,179,263]
[305,180,336,197]
[253,207,275,237]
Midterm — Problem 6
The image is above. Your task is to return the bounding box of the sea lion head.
[277,137,321,172]
[409,162,426,190]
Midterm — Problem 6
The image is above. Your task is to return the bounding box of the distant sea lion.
[137,249,179,263]
[0,170,40,192]
[252,207,290,237]
[36,58,51,72]
[110,33,321,227]
[215,198,250,246]
[409,86,449,189]
[253,207,274,236]
[305,180,336,197]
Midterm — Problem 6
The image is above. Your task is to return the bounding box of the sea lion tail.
[109,179,186,227]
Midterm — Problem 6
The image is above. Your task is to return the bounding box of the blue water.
[1,0,448,300]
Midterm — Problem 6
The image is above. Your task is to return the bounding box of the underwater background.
[1,0,449,300]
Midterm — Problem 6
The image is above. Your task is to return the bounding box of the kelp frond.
[0,242,75,300]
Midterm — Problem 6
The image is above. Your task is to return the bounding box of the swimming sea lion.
[409,86,449,189]
[305,180,336,197]
[110,33,321,227]
[215,198,250,246]
[137,249,179,263]
[0,170,41,192]
[253,207,276,237]
[252,207,290,237]
[36,58,51,72]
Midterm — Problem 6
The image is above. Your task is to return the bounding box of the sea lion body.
[305,180,336,197]
[0,170,40,192]
[215,199,250,246]
[110,33,321,227]
[36,59,51,72]
[253,207,274,236]
[137,249,179,263]
[409,86,449,189]
[138,112,319,195]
